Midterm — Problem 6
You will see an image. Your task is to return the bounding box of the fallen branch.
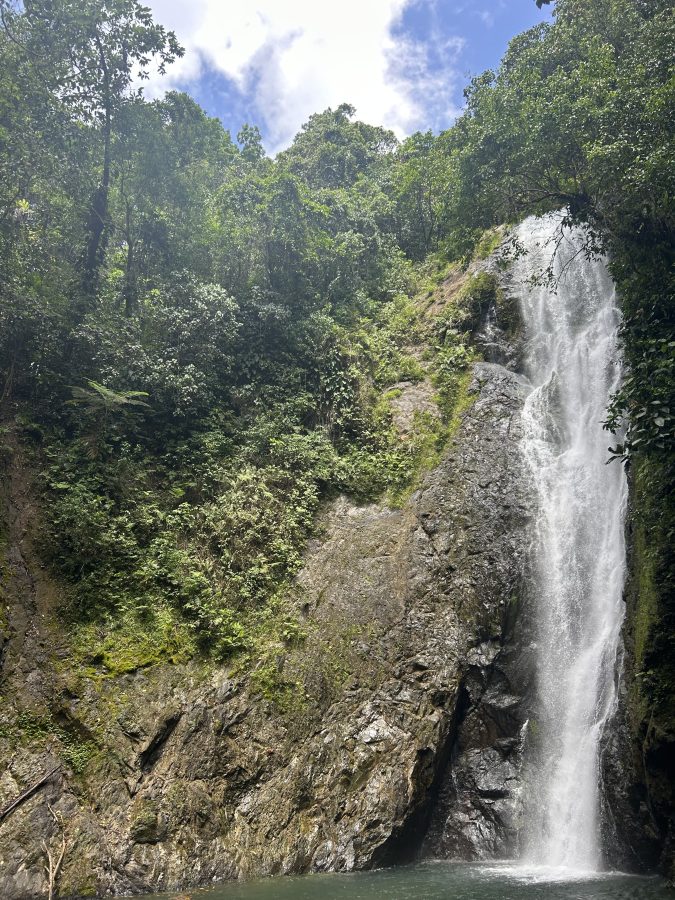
[0,764,61,824]
[43,804,67,900]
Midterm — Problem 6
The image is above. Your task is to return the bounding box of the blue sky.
[144,0,553,153]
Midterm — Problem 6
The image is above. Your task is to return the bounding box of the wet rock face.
[421,608,533,861]
[473,252,525,371]
[599,560,675,878]
[415,368,533,865]
[0,362,530,898]
[599,674,664,873]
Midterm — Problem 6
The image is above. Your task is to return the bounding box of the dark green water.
[132,861,671,900]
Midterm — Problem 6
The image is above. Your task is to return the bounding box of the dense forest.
[0,0,672,737]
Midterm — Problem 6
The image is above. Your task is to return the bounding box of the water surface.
[131,861,670,900]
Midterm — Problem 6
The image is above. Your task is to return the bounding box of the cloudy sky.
[143,0,553,154]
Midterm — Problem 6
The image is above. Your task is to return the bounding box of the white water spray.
[515,215,628,873]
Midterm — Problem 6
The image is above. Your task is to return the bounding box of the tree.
[392,131,456,260]
[0,0,183,301]
[109,95,235,315]
[237,124,266,163]
[279,104,397,190]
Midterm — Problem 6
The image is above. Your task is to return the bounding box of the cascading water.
[515,214,628,874]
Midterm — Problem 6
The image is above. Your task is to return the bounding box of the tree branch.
[0,765,61,824]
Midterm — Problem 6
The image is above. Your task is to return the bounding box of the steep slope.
[0,258,532,897]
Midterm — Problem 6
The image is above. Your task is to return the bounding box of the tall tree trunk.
[123,198,137,317]
[82,106,111,300]
[81,37,112,303]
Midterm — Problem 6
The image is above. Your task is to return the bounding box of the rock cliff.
[0,348,531,896]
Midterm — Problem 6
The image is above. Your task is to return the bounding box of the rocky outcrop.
[0,357,530,898]
[599,664,664,873]
[422,632,532,860]
[600,481,675,880]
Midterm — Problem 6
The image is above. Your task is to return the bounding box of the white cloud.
[142,0,464,152]
[388,30,465,133]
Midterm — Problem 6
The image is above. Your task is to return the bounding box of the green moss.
[383,369,475,508]
[274,618,386,738]
[227,591,309,708]
[129,799,163,843]
[58,864,99,899]
[10,709,98,774]
[414,255,462,298]
[632,524,659,672]
[343,260,479,508]
[456,271,499,329]
[445,370,477,438]
[473,227,504,261]
[627,458,675,727]
[398,355,426,383]
[249,659,307,716]
[61,741,100,774]
[14,709,51,742]
[249,617,307,718]
[386,408,446,508]
[364,293,427,387]
[381,387,403,401]
[65,605,198,677]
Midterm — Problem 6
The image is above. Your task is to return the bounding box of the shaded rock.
[599,671,663,872]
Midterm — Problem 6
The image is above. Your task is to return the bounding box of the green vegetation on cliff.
[0,2,481,670]
[0,0,671,698]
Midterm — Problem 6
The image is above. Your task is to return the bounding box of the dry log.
[0,764,61,824]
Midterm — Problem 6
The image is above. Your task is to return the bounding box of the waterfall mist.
[515,214,628,873]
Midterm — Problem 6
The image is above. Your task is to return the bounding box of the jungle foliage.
[0,0,672,677]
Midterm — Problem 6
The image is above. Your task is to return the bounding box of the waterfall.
[515,214,628,873]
